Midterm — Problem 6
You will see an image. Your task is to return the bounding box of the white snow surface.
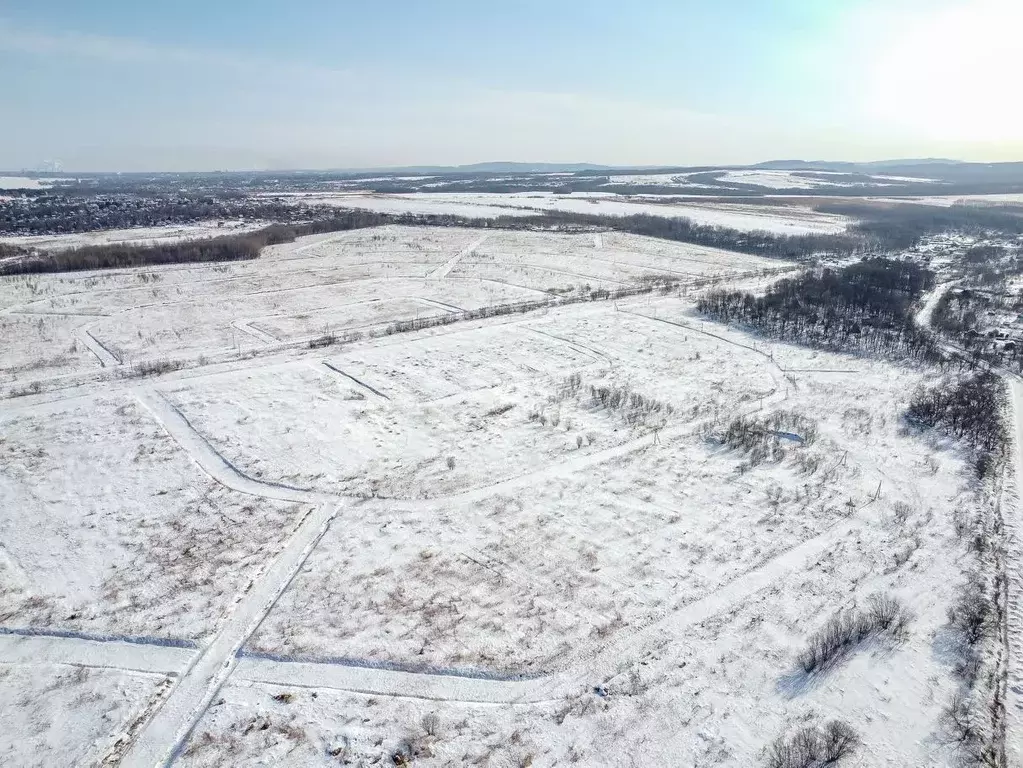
[0,663,166,767]
[279,191,852,234]
[0,224,1008,767]
[0,220,266,252]
[0,176,72,190]
[719,169,936,189]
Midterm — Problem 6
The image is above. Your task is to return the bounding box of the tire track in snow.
[76,324,120,367]
[0,633,193,677]
[231,517,863,704]
[230,319,278,344]
[428,235,488,279]
[113,502,342,768]
[0,626,196,649]
[134,388,330,504]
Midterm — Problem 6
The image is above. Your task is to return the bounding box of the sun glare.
[866,0,1022,143]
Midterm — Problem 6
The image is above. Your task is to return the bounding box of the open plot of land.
[0,225,1003,767]
[0,221,266,252]
[244,325,966,677]
[0,312,102,384]
[1,225,784,377]
[160,328,609,498]
[452,230,780,291]
[288,192,854,234]
[186,336,975,767]
[158,306,782,499]
[0,394,310,641]
[0,663,167,768]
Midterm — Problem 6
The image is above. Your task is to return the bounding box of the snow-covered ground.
[0,662,168,767]
[718,169,937,190]
[0,220,267,252]
[0,176,74,191]
[0,394,311,641]
[604,172,703,186]
[0,224,1005,766]
[276,192,538,219]
[867,193,1023,207]
[720,169,838,190]
[277,191,852,235]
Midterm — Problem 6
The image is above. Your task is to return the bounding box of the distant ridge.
[751,158,964,171]
[335,161,613,176]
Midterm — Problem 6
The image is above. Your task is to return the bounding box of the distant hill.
[752,159,963,172]
[338,161,613,176]
[455,162,612,173]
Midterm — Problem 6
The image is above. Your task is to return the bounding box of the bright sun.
[865,0,1023,143]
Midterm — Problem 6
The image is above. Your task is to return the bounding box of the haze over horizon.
[3,0,1021,172]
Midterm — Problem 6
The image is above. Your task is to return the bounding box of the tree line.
[4,199,1020,277]
[0,211,393,275]
[696,257,942,362]
[907,372,1008,476]
[816,202,1023,250]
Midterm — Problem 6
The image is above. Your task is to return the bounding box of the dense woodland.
[814,203,1023,251]
[907,372,1008,476]
[541,211,859,259]
[931,290,992,338]
[0,194,318,235]
[696,258,942,361]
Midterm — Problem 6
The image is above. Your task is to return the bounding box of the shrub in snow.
[797,594,912,673]
[764,720,859,768]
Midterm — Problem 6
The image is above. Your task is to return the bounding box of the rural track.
[321,361,390,398]
[76,324,121,367]
[1003,380,1023,762]
[914,281,953,330]
[4,283,873,760]
[428,235,488,279]
[0,633,193,677]
[134,388,332,505]
[231,515,864,705]
[230,318,278,344]
[110,501,342,768]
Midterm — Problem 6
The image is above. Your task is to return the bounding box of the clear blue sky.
[2,0,1019,171]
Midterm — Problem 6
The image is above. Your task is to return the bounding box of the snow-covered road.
[1004,380,1023,762]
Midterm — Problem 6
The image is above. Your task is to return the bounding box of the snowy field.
[865,193,1023,207]
[0,224,1004,766]
[718,169,938,190]
[277,191,852,235]
[0,220,266,252]
[0,176,73,191]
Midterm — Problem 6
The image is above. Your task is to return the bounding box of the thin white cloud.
[0,19,357,85]
[2,15,1019,171]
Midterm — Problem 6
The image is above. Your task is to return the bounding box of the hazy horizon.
[0,157,1003,177]
[3,0,1021,173]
